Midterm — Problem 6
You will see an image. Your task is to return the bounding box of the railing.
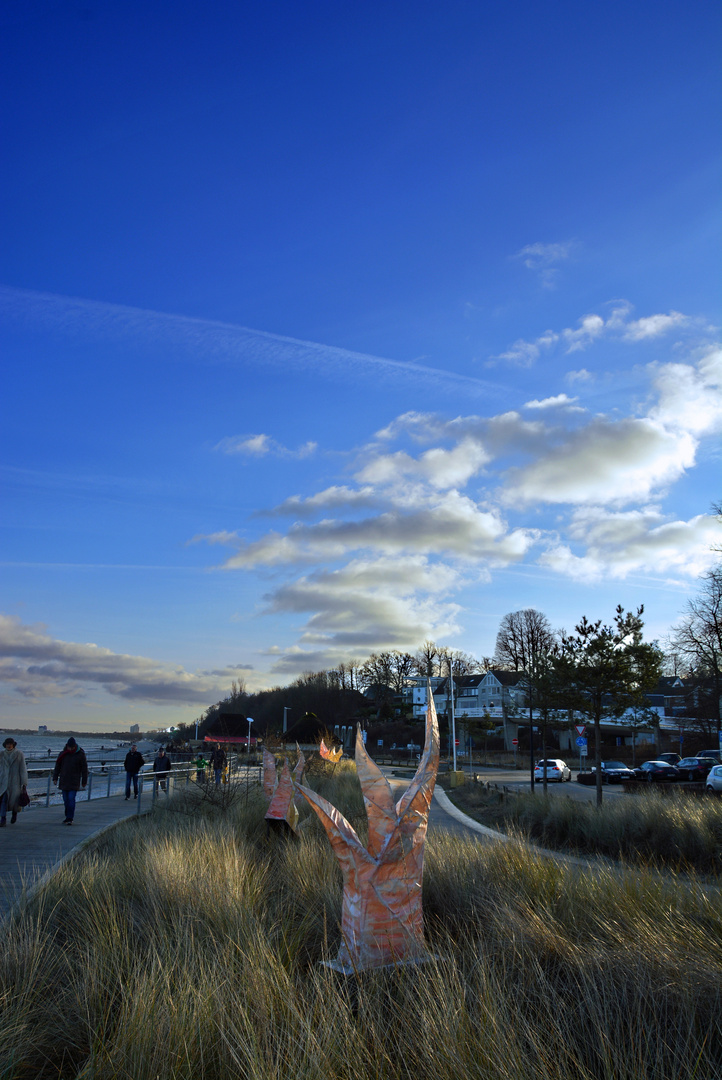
[25,755,262,814]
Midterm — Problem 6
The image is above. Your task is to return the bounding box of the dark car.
[697,750,722,765]
[595,760,635,783]
[658,752,681,766]
[676,757,714,782]
[632,760,679,783]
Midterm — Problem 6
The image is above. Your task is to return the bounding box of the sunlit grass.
[0,771,720,1079]
[453,782,722,874]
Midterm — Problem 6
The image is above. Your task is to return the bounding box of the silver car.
[534,758,571,783]
[705,764,722,794]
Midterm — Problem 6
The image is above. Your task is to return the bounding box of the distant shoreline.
[0,728,157,739]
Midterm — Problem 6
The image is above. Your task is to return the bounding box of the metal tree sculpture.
[264,748,306,832]
[295,696,439,973]
[319,738,343,763]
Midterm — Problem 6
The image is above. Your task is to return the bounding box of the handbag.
[18,790,30,808]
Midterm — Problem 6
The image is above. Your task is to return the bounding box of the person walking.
[209,743,227,786]
[153,746,172,793]
[53,737,88,825]
[0,738,28,827]
[124,743,145,800]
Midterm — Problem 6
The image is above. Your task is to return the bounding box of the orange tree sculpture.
[264,748,306,833]
[295,695,439,972]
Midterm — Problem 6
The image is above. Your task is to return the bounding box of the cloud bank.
[195,341,722,675]
[0,615,249,706]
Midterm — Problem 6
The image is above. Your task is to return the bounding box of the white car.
[705,764,722,793]
[534,758,571,783]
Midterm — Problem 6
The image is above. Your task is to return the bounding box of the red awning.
[204,735,256,745]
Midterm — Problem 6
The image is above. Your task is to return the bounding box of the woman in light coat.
[0,738,29,826]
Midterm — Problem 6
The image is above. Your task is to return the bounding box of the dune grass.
[450,782,722,874]
[0,768,720,1079]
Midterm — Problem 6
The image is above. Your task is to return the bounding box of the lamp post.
[449,659,457,773]
[245,717,254,803]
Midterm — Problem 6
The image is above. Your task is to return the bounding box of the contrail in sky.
[0,284,509,398]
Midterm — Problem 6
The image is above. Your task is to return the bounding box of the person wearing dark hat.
[52,737,88,824]
[0,738,28,827]
[123,743,145,800]
[208,743,227,786]
[153,746,172,792]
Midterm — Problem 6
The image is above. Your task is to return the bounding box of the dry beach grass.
[0,765,720,1079]
[450,781,722,875]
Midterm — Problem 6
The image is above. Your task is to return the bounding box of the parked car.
[534,758,571,783]
[676,757,714,782]
[594,760,635,783]
[632,760,679,783]
[697,750,722,765]
[658,752,681,766]
[705,765,722,793]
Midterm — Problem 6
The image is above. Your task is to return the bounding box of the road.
[470,766,628,803]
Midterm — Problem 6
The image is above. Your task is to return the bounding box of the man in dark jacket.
[208,744,227,786]
[124,744,145,799]
[153,747,172,792]
[53,737,88,824]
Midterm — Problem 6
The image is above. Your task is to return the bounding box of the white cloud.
[565,368,593,384]
[650,346,722,436]
[0,615,249,705]
[514,241,577,269]
[502,416,697,506]
[356,437,490,490]
[512,241,578,288]
[623,311,688,341]
[494,303,697,366]
[215,434,317,458]
[219,492,537,569]
[561,314,606,353]
[523,394,582,411]
[540,510,721,582]
[492,331,558,367]
[263,486,380,518]
[260,556,464,672]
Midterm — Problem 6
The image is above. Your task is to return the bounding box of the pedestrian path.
[0,793,148,920]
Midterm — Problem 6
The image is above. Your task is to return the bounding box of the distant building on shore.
[130,724,140,734]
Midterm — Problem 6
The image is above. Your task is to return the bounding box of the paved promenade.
[0,793,149,920]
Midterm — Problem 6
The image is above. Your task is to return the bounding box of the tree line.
[178,557,721,805]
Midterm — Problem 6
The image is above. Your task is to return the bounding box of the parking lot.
[471,765,635,803]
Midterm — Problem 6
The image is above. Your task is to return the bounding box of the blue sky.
[1,0,720,731]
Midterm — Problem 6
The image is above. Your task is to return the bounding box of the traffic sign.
[580,746,588,756]
[575,736,587,747]
[512,738,518,746]
[575,725,586,736]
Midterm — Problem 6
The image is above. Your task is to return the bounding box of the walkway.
[0,794,148,920]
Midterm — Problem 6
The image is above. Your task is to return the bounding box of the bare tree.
[447,649,481,676]
[414,640,439,677]
[494,609,556,790]
[388,651,417,694]
[670,564,722,732]
[494,609,555,671]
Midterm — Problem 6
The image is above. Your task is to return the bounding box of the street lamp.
[247,716,253,755]
[449,658,457,773]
